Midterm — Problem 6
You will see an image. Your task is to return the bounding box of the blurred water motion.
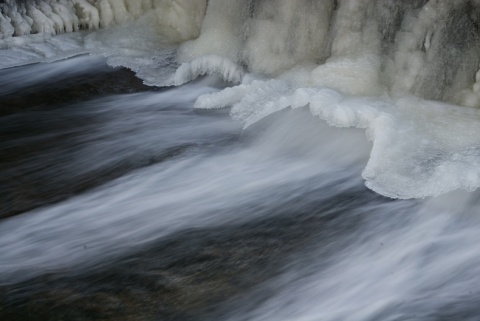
[1,59,480,321]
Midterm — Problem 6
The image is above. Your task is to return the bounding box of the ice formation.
[0,0,206,41]
[2,0,480,199]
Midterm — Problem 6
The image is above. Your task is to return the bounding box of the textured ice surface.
[2,0,480,198]
[196,78,480,199]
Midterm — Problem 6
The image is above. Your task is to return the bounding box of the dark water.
[1,57,480,321]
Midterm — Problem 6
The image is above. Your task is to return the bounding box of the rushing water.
[2,1,480,320]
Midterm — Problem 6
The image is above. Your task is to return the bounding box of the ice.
[2,0,480,199]
[173,55,244,86]
[0,11,14,39]
[194,74,480,199]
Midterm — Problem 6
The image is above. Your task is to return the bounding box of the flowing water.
[1,1,480,320]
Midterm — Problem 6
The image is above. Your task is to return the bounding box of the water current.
[1,1,480,320]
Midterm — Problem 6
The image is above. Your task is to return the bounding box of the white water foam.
[0,95,370,282]
[226,190,480,321]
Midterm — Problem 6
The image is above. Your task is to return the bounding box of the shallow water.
[1,57,480,321]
